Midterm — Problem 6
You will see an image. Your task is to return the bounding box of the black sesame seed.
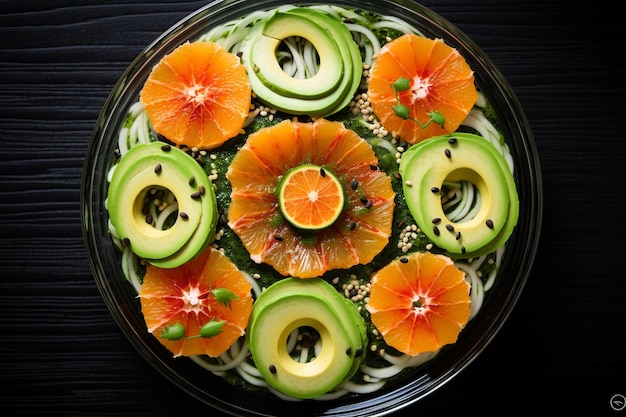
[123,237,131,246]
[446,224,454,232]
[433,225,440,236]
[346,347,352,356]
[400,257,409,263]
[269,364,277,374]
[154,163,162,174]
[461,246,466,254]
[448,138,457,145]
[398,220,406,229]
[432,217,441,224]
[349,221,357,231]
[180,212,189,220]
[145,214,153,224]
[191,191,202,199]
[161,144,171,152]
[370,164,378,170]
[355,347,363,357]
[360,196,368,205]
[196,157,205,166]
[351,179,358,190]
[198,185,205,195]
[444,148,451,158]
[431,186,440,193]
[189,176,195,186]
[320,167,326,177]
[486,219,494,229]
[274,235,283,241]
[365,200,373,209]
[456,231,461,240]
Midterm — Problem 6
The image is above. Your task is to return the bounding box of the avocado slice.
[399,133,519,257]
[252,12,343,99]
[286,7,363,115]
[450,134,519,258]
[250,278,367,350]
[240,8,362,117]
[248,278,367,399]
[107,142,218,268]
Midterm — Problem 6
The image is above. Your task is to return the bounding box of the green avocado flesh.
[247,278,367,399]
[107,142,218,268]
[253,13,342,99]
[399,133,519,257]
[240,8,362,117]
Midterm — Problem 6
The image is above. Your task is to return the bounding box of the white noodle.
[341,380,387,394]
[154,202,178,230]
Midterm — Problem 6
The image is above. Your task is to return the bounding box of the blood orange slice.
[368,34,477,144]
[227,119,395,278]
[366,251,471,356]
[140,40,251,150]
[139,246,253,357]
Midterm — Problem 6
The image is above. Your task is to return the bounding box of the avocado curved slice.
[240,8,362,117]
[248,278,367,399]
[253,12,344,99]
[399,133,518,257]
[286,7,363,115]
[107,142,218,268]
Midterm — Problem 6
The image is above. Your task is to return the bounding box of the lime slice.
[278,164,345,230]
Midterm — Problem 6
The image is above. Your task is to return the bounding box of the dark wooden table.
[1,1,624,415]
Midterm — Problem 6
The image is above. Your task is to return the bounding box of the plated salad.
[104,4,518,401]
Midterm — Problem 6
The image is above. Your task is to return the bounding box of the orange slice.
[227,119,395,278]
[366,251,471,356]
[278,164,345,230]
[140,40,251,149]
[139,246,253,357]
[368,34,477,144]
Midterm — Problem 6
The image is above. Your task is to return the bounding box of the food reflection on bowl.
[81,0,541,415]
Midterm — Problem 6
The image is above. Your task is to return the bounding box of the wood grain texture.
[1,0,624,415]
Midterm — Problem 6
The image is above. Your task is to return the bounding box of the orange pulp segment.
[368,34,477,144]
[227,119,395,278]
[140,40,251,149]
[278,164,345,230]
[139,246,253,357]
[366,251,470,356]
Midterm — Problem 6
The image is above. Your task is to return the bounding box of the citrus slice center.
[278,164,345,230]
